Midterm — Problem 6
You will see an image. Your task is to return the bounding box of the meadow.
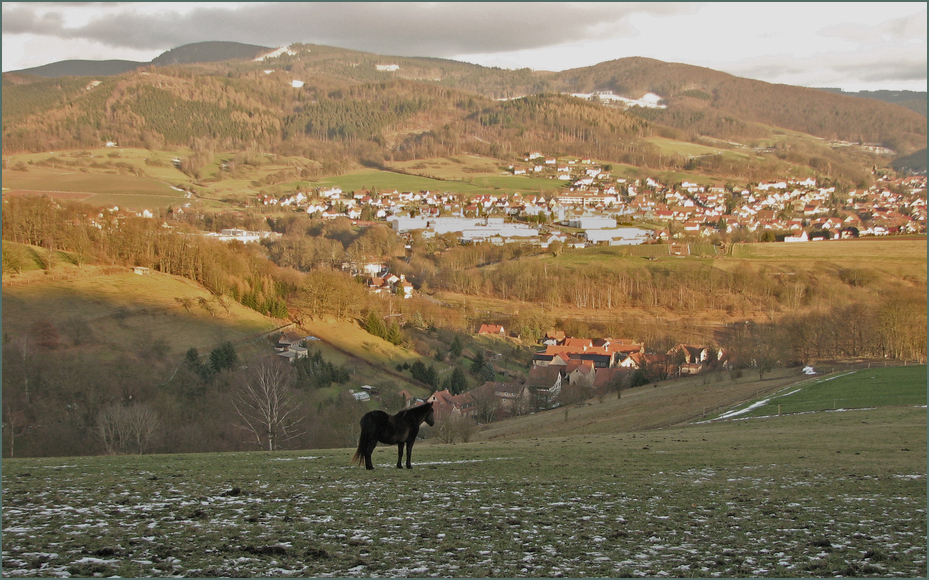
[2,370,925,578]
[709,365,927,419]
[1,267,279,360]
[644,137,750,160]
[730,237,928,265]
[309,166,568,198]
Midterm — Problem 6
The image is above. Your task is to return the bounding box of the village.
[424,326,726,423]
[272,323,725,425]
[252,154,927,247]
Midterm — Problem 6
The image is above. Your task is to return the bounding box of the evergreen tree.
[449,335,463,359]
[209,341,238,373]
[185,347,201,369]
[447,366,468,395]
[470,351,486,376]
[385,321,403,346]
[363,311,386,339]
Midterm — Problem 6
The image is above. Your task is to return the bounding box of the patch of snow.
[716,398,771,420]
[257,47,298,61]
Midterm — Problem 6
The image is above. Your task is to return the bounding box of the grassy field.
[645,136,750,160]
[539,237,926,280]
[729,237,928,281]
[708,365,927,419]
[2,267,279,359]
[1,259,439,399]
[731,237,928,263]
[1,400,924,577]
[309,167,569,198]
[1,168,187,211]
[388,155,569,194]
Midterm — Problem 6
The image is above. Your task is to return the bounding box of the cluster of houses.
[423,327,725,421]
[366,271,414,298]
[252,156,926,245]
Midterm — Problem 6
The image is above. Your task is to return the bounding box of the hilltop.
[7,41,274,77]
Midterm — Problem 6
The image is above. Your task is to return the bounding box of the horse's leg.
[396,443,404,469]
[405,440,414,469]
[364,441,377,470]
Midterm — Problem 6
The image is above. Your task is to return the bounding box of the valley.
[1,40,926,460]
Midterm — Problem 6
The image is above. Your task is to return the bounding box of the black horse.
[351,402,435,470]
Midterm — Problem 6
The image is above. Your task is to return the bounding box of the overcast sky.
[2,2,926,92]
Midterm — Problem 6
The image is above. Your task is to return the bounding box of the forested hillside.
[550,58,927,153]
[3,43,925,186]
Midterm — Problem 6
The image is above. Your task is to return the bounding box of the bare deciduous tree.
[469,385,499,424]
[233,359,304,451]
[97,403,161,455]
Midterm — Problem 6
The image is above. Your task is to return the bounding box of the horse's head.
[424,402,435,427]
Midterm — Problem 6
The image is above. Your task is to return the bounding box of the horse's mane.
[399,402,432,419]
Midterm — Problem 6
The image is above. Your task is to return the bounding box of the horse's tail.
[350,427,370,466]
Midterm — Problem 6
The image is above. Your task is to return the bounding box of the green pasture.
[710,365,928,420]
[1,405,925,578]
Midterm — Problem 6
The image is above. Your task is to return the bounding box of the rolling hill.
[8,59,147,78]
[2,42,925,187]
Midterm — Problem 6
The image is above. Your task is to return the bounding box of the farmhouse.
[479,381,531,411]
[478,324,506,337]
[526,365,563,398]
[427,389,476,417]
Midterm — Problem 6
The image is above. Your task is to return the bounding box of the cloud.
[1,5,67,35]
[820,10,927,44]
[724,45,927,89]
[1,2,701,56]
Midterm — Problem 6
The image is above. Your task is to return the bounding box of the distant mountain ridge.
[818,88,927,118]
[10,59,147,78]
[2,41,925,183]
[9,41,275,77]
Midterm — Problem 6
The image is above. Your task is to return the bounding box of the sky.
[2,2,926,92]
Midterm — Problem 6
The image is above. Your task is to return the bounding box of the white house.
[582,227,651,246]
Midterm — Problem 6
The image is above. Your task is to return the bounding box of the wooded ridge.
[3,42,925,185]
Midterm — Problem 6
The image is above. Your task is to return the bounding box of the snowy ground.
[3,409,926,578]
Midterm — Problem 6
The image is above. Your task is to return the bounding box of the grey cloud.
[2,6,66,35]
[831,55,928,84]
[725,48,927,87]
[820,11,927,44]
[2,2,701,57]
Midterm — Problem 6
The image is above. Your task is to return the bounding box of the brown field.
[3,189,96,201]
